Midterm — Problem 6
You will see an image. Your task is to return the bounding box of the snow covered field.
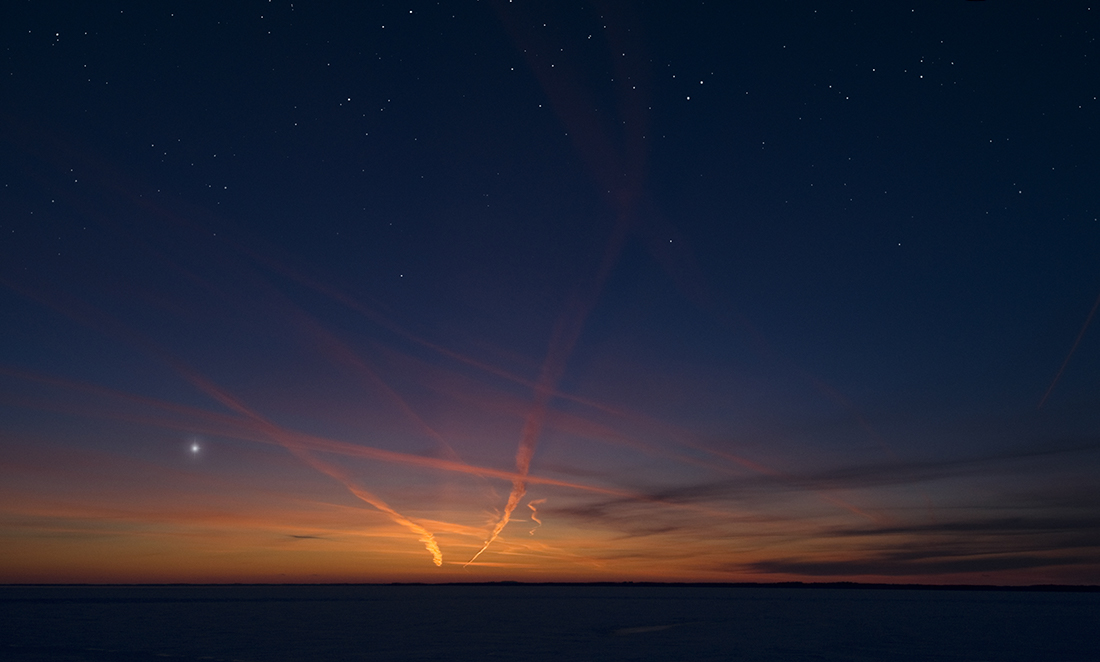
[3,584,1097,661]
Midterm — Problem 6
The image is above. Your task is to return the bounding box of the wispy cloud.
[746,554,1093,577]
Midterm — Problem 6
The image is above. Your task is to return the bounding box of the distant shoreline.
[3,581,1097,592]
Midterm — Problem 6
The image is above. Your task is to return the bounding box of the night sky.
[2,1,1099,584]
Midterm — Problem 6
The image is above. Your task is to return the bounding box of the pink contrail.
[465,211,631,567]
[0,370,593,495]
[0,364,687,502]
[0,383,736,519]
[262,286,467,464]
[0,274,449,567]
[170,363,445,566]
[4,347,879,525]
[463,0,661,567]
[1039,288,1100,409]
[417,362,860,526]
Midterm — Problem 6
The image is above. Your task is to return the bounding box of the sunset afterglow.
[2,2,1098,586]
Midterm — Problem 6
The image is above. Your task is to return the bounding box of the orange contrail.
[527,498,547,535]
[0,273,449,568]
[171,363,445,566]
[465,0,659,566]
[289,448,443,566]
[465,212,631,567]
[6,116,883,557]
[1039,288,1100,409]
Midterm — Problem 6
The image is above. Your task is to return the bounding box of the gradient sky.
[2,1,1099,585]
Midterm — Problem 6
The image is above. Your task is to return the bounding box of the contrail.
[180,366,445,565]
[291,448,443,566]
[465,214,630,567]
[463,0,655,566]
[3,362,876,523]
[0,142,466,472]
[1039,288,1100,409]
[268,288,467,465]
[428,359,884,524]
[170,363,445,565]
[0,364,669,499]
[3,260,448,566]
[111,209,471,468]
[1,368,448,565]
[527,498,547,535]
[1,380,733,517]
[277,241,892,526]
[6,263,745,570]
[3,375,879,528]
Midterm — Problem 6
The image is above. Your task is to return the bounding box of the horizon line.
[3,581,1097,592]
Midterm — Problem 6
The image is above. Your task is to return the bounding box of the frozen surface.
[2,585,1098,661]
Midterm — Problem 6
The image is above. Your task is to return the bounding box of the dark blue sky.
[2,1,1098,583]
